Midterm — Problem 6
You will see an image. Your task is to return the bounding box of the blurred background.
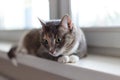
[0,0,120,30]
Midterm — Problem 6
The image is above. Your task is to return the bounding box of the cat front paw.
[58,56,70,63]
[69,55,79,63]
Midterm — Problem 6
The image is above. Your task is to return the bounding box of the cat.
[7,15,87,65]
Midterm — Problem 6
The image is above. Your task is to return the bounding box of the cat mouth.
[49,49,59,56]
[49,51,60,57]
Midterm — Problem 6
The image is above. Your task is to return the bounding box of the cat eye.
[42,39,48,44]
[56,38,62,43]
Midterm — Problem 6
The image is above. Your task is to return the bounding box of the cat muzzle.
[49,49,55,54]
[49,49,59,57]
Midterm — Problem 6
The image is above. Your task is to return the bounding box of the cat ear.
[60,15,73,30]
[38,18,46,30]
[38,17,46,26]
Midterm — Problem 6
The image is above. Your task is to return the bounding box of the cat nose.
[50,49,55,54]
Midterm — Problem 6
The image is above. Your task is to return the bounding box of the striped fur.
[7,15,87,64]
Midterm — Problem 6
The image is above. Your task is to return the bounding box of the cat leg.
[58,56,70,63]
[69,55,79,63]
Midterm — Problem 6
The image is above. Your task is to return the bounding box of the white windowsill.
[0,42,120,80]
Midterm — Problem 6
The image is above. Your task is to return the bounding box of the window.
[0,0,49,30]
[71,0,120,27]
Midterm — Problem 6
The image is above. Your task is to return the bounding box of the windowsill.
[68,54,120,76]
[0,42,120,80]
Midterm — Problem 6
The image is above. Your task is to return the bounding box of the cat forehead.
[43,32,60,38]
[42,21,60,34]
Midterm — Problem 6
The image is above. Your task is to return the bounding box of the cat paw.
[58,56,70,63]
[69,55,79,63]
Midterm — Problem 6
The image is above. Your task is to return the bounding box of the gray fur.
[7,15,87,63]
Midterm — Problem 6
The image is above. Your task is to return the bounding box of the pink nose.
[50,49,55,54]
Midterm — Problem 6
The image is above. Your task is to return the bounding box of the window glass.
[71,0,120,27]
[0,0,49,30]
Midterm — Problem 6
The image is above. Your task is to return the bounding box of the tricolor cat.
[7,15,87,66]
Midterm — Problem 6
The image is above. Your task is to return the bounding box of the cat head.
[38,15,75,57]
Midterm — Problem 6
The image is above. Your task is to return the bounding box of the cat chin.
[49,52,61,57]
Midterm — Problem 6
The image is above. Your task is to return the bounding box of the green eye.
[56,38,62,43]
[42,39,48,44]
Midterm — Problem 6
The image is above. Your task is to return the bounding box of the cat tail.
[7,45,18,66]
